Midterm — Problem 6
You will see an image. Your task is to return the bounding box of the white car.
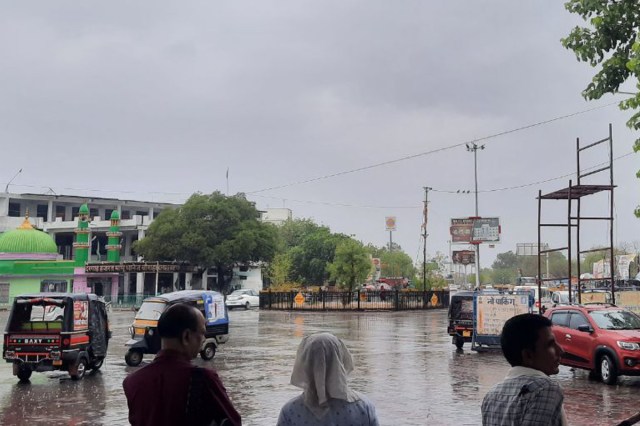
[225,289,260,310]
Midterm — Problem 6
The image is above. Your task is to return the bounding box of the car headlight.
[617,341,640,351]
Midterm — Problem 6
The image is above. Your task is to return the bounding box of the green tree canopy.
[562,0,640,216]
[134,192,278,292]
[273,218,348,285]
[364,243,415,278]
[327,239,372,291]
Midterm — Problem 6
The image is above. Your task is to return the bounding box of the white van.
[513,285,552,314]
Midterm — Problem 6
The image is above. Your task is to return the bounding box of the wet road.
[0,309,639,425]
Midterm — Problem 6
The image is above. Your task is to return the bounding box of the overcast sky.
[1,1,638,270]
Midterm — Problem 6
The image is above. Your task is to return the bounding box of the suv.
[544,304,640,385]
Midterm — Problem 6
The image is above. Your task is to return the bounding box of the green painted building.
[0,216,75,303]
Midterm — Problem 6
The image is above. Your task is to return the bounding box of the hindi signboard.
[476,294,530,336]
[450,218,474,243]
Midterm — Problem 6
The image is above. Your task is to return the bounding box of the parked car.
[544,304,640,384]
[225,289,260,310]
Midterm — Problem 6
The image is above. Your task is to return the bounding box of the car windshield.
[135,301,167,320]
[231,290,249,296]
[589,310,640,330]
[557,293,570,303]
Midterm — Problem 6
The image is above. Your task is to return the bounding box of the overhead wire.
[246,101,620,194]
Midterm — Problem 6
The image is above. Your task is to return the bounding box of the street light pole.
[466,143,485,288]
[4,168,22,193]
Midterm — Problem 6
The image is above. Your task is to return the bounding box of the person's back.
[278,393,378,426]
[276,333,379,426]
[123,303,240,426]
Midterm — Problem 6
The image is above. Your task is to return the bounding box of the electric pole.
[423,187,431,291]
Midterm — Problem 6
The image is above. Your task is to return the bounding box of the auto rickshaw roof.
[450,291,475,299]
[143,290,223,304]
[14,293,100,302]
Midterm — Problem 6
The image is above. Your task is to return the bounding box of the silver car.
[225,289,260,310]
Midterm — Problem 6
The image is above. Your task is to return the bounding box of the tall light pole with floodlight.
[466,143,484,288]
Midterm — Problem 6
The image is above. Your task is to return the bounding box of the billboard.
[385,216,397,231]
[450,218,474,243]
[516,243,549,256]
[452,250,476,265]
[450,217,501,243]
[472,218,500,243]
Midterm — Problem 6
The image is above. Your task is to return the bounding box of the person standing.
[277,333,379,426]
[482,313,567,426]
[123,303,241,426]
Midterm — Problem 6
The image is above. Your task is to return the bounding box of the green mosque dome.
[79,204,90,215]
[0,218,58,254]
[110,210,120,220]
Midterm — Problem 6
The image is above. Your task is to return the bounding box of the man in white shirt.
[482,313,568,426]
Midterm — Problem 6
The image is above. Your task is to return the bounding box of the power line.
[246,101,620,194]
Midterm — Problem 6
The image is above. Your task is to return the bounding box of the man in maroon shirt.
[123,303,241,426]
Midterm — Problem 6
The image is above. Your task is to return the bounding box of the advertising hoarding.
[472,218,500,243]
[452,250,475,265]
[450,218,474,243]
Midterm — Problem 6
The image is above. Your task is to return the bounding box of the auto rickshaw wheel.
[70,358,87,381]
[91,358,104,370]
[125,350,143,367]
[200,343,216,360]
[454,335,465,350]
[16,364,32,382]
[244,302,250,310]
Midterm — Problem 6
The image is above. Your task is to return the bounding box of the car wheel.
[70,358,87,381]
[200,343,216,360]
[125,350,143,367]
[454,335,464,350]
[91,358,104,370]
[227,306,233,311]
[55,316,63,321]
[599,354,618,385]
[245,302,250,310]
[16,364,32,382]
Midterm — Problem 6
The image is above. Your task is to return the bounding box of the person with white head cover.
[277,332,379,426]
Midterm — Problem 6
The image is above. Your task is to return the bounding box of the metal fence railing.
[260,290,450,311]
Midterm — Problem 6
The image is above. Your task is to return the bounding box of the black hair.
[157,303,201,339]
[500,313,552,367]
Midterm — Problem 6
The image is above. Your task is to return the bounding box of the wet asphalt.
[0,309,639,425]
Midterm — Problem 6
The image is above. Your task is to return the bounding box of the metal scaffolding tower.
[537,124,615,306]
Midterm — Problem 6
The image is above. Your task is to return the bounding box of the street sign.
[294,292,305,305]
[516,243,549,256]
[385,216,397,231]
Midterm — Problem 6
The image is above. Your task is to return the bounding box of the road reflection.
[0,309,639,425]
[0,371,107,426]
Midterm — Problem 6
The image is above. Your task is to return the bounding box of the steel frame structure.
[537,124,615,306]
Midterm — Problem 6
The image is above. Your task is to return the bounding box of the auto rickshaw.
[124,290,229,366]
[447,291,475,349]
[3,293,111,382]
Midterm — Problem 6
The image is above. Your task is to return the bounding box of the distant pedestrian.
[277,333,379,426]
[481,313,567,426]
[123,303,240,426]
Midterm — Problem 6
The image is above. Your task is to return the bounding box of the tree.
[274,219,348,285]
[327,239,372,292]
[269,252,293,286]
[492,251,518,270]
[134,192,278,293]
[562,1,640,217]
